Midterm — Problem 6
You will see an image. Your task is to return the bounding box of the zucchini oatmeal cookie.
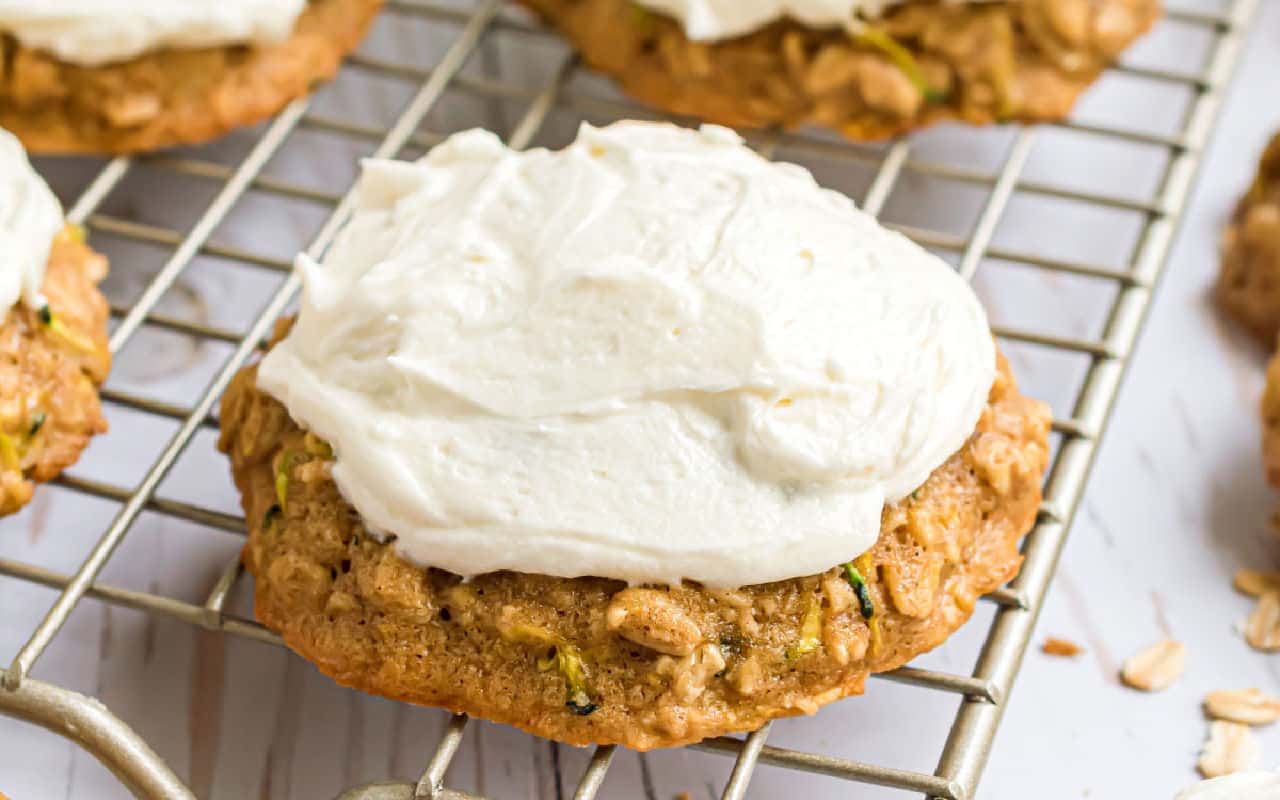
[219,338,1048,749]
[516,0,1159,140]
[0,129,110,514]
[215,122,1050,748]
[0,226,111,515]
[0,0,382,154]
[1218,132,1280,346]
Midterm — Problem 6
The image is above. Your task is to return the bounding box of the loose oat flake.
[1119,639,1186,691]
[1197,721,1261,778]
[1042,637,1085,657]
[1204,689,1280,726]
[1245,591,1280,652]
[1233,569,1280,598]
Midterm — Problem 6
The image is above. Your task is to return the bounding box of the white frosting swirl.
[258,121,995,587]
[0,0,305,67]
[1176,772,1280,800]
[633,0,985,41]
[0,128,62,323]
[635,0,893,40]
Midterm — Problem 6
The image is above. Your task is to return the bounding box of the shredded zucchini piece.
[537,643,599,715]
[630,3,653,31]
[61,223,86,244]
[38,305,98,353]
[262,503,282,531]
[303,433,333,459]
[0,433,18,471]
[275,451,300,511]
[854,554,882,656]
[841,562,876,620]
[500,623,559,647]
[854,27,947,104]
[785,596,824,660]
[27,412,46,439]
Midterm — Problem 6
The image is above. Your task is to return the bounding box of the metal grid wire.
[0,1,1258,797]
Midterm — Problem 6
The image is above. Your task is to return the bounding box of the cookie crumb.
[1042,637,1084,657]
[1120,639,1185,691]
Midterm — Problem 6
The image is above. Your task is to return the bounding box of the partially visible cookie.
[516,0,1159,140]
[1219,133,1280,346]
[0,0,382,154]
[0,226,111,514]
[1261,348,1280,490]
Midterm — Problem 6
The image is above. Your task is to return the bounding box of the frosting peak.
[0,128,61,322]
[0,1,305,66]
[258,122,995,587]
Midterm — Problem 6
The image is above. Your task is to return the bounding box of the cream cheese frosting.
[1176,771,1280,799]
[634,0,889,40]
[0,129,62,323]
[258,121,996,587]
[0,0,305,67]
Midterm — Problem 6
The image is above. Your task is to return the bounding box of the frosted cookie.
[0,129,110,514]
[217,122,1051,749]
[0,0,382,154]
[515,0,1159,140]
[1219,132,1280,346]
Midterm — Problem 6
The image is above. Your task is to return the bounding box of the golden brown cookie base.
[1262,348,1280,489]
[517,0,1159,141]
[1,228,111,515]
[1219,133,1280,346]
[0,0,382,154]
[218,327,1049,750]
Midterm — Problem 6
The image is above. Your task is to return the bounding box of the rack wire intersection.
[0,1,1259,798]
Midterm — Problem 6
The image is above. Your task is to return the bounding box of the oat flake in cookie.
[0,128,110,514]
[218,122,1051,749]
[0,0,382,154]
[516,0,1160,141]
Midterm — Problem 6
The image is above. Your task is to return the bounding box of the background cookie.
[0,227,111,515]
[1218,133,1280,346]
[0,0,382,154]
[517,0,1159,140]
[218,329,1049,750]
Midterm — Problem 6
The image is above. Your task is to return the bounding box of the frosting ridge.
[258,121,996,587]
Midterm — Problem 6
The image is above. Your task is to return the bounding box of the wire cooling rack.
[0,1,1259,798]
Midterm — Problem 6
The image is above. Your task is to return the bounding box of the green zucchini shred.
[303,432,333,459]
[275,451,300,511]
[716,632,745,678]
[28,412,46,438]
[38,304,97,353]
[854,27,948,104]
[630,4,653,32]
[785,597,824,660]
[841,562,876,620]
[0,433,18,471]
[262,503,282,530]
[537,643,599,716]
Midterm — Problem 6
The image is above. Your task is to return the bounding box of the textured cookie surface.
[516,0,1159,141]
[0,0,382,154]
[1219,133,1280,346]
[0,228,111,515]
[218,325,1049,750]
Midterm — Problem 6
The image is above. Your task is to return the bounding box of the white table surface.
[2,2,1279,798]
